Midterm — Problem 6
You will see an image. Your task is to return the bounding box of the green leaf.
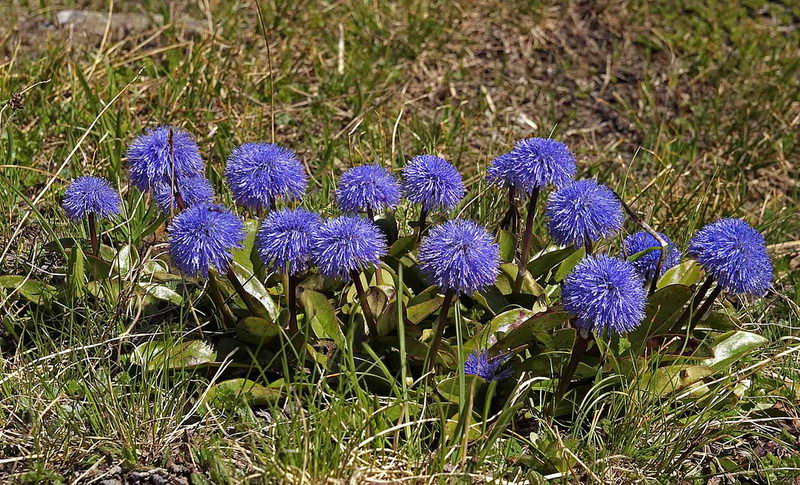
[437,374,483,404]
[231,219,260,271]
[299,289,343,345]
[138,283,183,305]
[66,246,85,300]
[465,307,541,353]
[497,230,516,263]
[657,260,703,289]
[406,286,444,324]
[553,246,585,282]
[110,244,139,277]
[388,235,416,258]
[491,312,570,354]
[0,275,55,305]
[132,340,217,370]
[628,285,694,352]
[236,316,281,346]
[495,263,543,296]
[702,331,768,371]
[230,262,280,321]
[527,246,578,280]
[639,365,715,396]
[204,378,282,407]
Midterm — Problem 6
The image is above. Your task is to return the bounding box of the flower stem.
[550,331,590,416]
[225,268,262,317]
[416,207,429,242]
[499,187,519,234]
[423,289,455,376]
[287,272,298,334]
[207,272,236,329]
[671,275,715,333]
[366,206,375,221]
[584,239,593,256]
[512,188,540,294]
[351,269,378,337]
[687,284,722,334]
[87,213,99,256]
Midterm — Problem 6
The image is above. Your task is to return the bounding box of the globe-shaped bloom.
[623,231,681,281]
[168,204,245,277]
[418,220,500,295]
[465,350,513,382]
[62,176,121,220]
[127,126,204,191]
[486,152,516,188]
[546,179,623,248]
[225,142,307,209]
[153,175,215,213]
[505,138,576,193]
[402,155,465,211]
[257,208,321,275]
[336,165,401,214]
[562,255,647,336]
[687,218,772,295]
[311,216,387,280]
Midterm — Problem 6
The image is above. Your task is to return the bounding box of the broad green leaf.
[204,378,281,407]
[388,235,416,258]
[236,316,281,346]
[437,374,483,404]
[491,312,570,354]
[406,286,444,324]
[111,244,139,277]
[639,365,714,396]
[0,275,55,305]
[66,246,85,300]
[138,283,183,305]
[465,307,540,353]
[374,213,398,244]
[657,260,702,289]
[132,340,217,370]
[702,331,768,371]
[231,219,260,271]
[230,262,280,321]
[299,289,343,344]
[628,285,694,352]
[527,246,578,280]
[497,230,516,263]
[495,263,543,296]
[554,247,585,282]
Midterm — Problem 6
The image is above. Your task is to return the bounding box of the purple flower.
[465,350,513,382]
[546,179,623,248]
[127,126,204,191]
[62,176,121,220]
[486,152,516,188]
[505,138,576,193]
[168,204,245,277]
[257,208,321,275]
[402,155,465,211]
[225,142,307,210]
[562,255,647,336]
[153,175,215,213]
[311,216,387,280]
[688,218,772,295]
[623,231,681,281]
[418,220,500,295]
[336,165,401,214]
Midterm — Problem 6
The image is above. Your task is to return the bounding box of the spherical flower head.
[486,152,516,188]
[546,179,623,247]
[418,220,500,295]
[257,208,321,275]
[623,231,681,281]
[168,204,245,277]
[225,142,307,209]
[127,126,204,191]
[402,155,465,211]
[687,218,773,295]
[562,255,647,336]
[464,350,513,382]
[311,216,387,280]
[506,138,576,193]
[153,175,215,213]
[336,165,401,214]
[62,176,121,220]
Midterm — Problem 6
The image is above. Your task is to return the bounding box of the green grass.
[1,0,799,483]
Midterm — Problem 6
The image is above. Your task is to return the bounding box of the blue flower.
[486,152,516,188]
[546,179,623,248]
[311,216,387,280]
[402,155,465,211]
[62,176,121,220]
[225,142,307,210]
[505,138,576,193]
[562,255,647,336]
[417,220,500,295]
[623,231,681,281]
[127,126,204,191]
[336,165,401,214]
[464,350,513,382]
[257,208,321,275]
[153,175,215,213]
[688,218,772,295]
[168,204,245,277]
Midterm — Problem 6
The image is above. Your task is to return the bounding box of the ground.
[0,0,798,483]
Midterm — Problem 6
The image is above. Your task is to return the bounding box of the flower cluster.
[464,350,513,382]
[127,126,204,191]
[498,137,576,192]
[257,208,321,275]
[168,204,245,277]
[402,155,465,211]
[62,176,121,220]
[546,179,623,248]
[336,165,401,214]
[226,142,307,209]
[312,216,387,280]
[623,231,681,281]
[153,175,215,213]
